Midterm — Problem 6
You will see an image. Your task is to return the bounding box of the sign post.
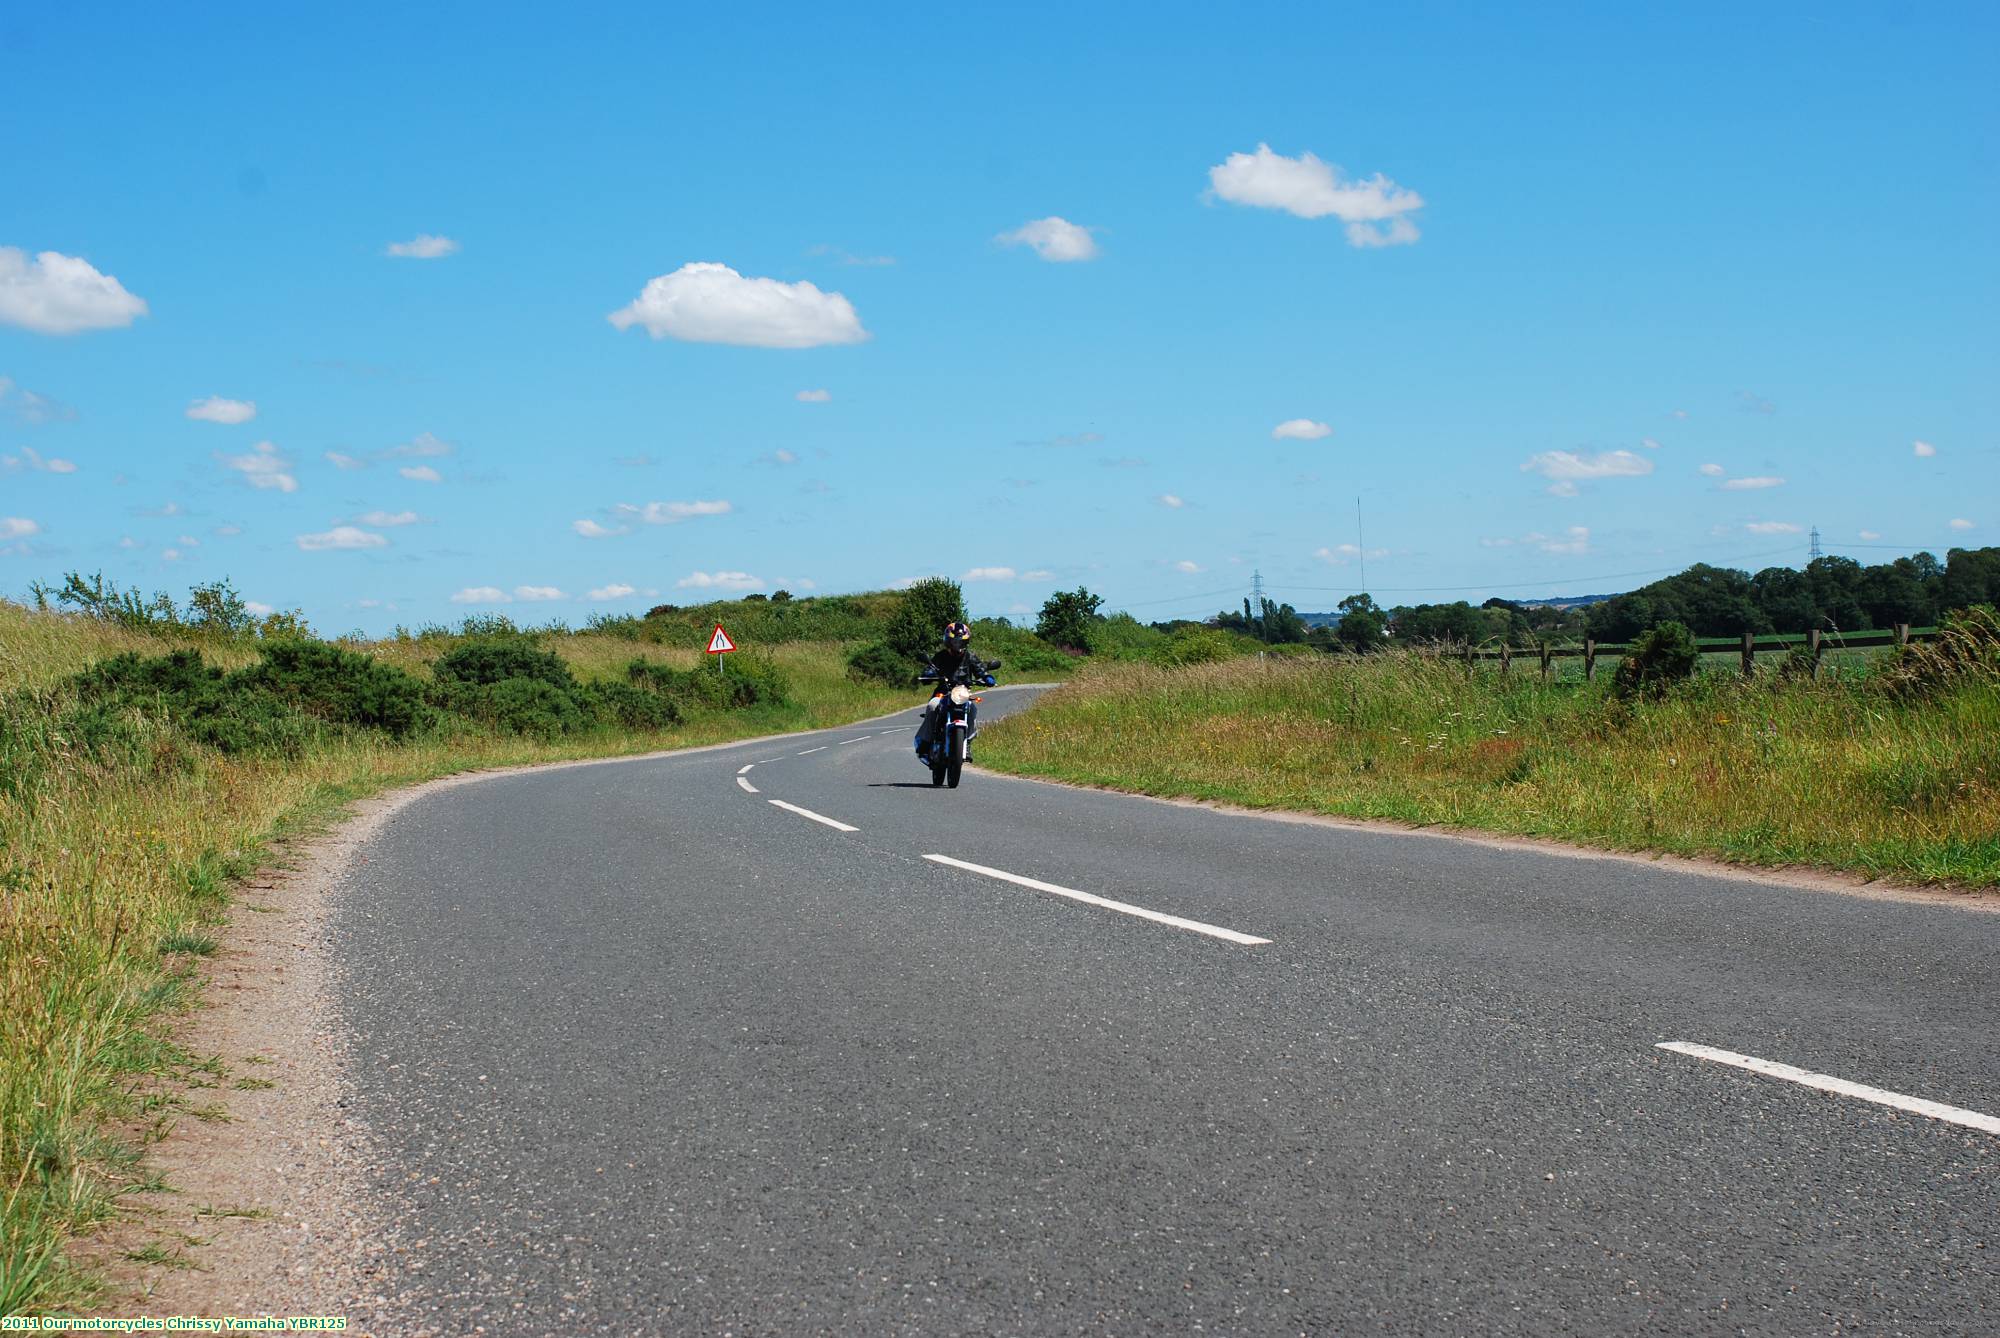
[706,623,736,673]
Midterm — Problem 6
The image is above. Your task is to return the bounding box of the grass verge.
[977,651,2000,888]
[0,606,925,1315]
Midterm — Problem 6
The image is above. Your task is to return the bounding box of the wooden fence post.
[1896,623,1910,647]
[1500,644,1511,676]
[1741,630,1755,679]
[1584,638,1596,682]
[1539,642,1552,681]
[1463,643,1474,675]
[1808,627,1822,679]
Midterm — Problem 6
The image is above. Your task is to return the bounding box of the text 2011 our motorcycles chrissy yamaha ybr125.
[915,657,998,789]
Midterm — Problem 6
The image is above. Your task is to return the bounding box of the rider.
[915,621,995,757]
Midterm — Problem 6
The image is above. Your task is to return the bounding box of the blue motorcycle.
[916,659,998,789]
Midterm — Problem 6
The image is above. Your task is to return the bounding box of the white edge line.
[797,746,828,755]
[1657,1042,2000,1136]
[737,763,755,774]
[769,799,858,832]
[736,775,759,794]
[923,854,1269,946]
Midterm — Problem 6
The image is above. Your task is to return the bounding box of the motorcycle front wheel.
[946,734,966,789]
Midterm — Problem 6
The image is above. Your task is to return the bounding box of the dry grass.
[980,653,2000,887]
[0,605,917,1314]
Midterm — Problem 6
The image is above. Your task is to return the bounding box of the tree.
[885,577,966,661]
[1037,587,1104,651]
[1390,601,1486,645]
[1334,593,1386,653]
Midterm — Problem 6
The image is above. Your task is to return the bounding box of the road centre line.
[1657,1042,2000,1136]
[797,746,828,755]
[922,854,1270,946]
[769,799,858,833]
[837,736,868,745]
[737,776,759,794]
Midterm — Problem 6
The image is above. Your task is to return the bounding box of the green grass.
[0,599,954,1316]
[979,651,2000,887]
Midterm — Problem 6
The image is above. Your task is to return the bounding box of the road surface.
[333,686,2000,1335]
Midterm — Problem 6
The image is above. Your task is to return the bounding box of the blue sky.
[2,2,1994,633]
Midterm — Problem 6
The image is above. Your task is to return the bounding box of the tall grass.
[979,650,2000,886]
[0,604,924,1315]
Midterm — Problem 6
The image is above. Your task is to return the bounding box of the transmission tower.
[1809,525,1823,562]
[1250,570,1266,611]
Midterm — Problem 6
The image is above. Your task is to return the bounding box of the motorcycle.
[916,658,999,789]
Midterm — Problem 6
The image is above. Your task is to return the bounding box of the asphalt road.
[334,686,2000,1336]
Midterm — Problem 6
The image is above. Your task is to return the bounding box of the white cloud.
[1745,521,1802,534]
[1672,409,1689,420]
[385,234,459,259]
[1546,480,1580,498]
[3,445,77,475]
[756,448,798,467]
[386,431,453,458]
[1206,144,1424,247]
[614,499,732,525]
[325,450,365,470]
[573,518,629,538]
[1535,526,1590,555]
[1721,476,1785,490]
[809,245,896,267]
[588,583,636,600]
[0,377,77,424]
[399,465,442,483]
[220,440,298,492]
[138,501,184,517]
[1158,493,1185,508]
[997,216,1100,262]
[212,524,242,537]
[1,516,40,539]
[1522,448,1653,483]
[1737,391,1777,415]
[1641,437,1662,450]
[296,525,388,551]
[186,396,256,424]
[1272,419,1333,441]
[244,601,273,617]
[1699,462,1725,477]
[0,247,149,334]
[1859,530,1882,541]
[162,548,183,562]
[176,534,199,547]
[351,509,419,527]
[796,388,832,403]
[451,586,509,604]
[1950,518,1975,531]
[1315,543,1389,564]
[609,262,867,348]
[1913,440,1937,458]
[676,570,763,591]
[1022,569,1053,580]
[513,585,564,601]
[962,566,1017,582]
[1174,560,1203,574]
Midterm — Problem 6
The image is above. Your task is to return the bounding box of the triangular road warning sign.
[706,624,736,654]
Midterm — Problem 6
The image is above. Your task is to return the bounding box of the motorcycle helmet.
[943,621,971,651]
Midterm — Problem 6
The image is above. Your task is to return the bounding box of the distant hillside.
[1299,591,1617,626]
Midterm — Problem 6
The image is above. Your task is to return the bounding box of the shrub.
[1877,605,2000,699]
[233,641,434,738]
[1150,627,1239,668]
[433,637,577,691]
[1037,587,1103,652]
[65,651,317,755]
[581,679,682,730]
[847,641,913,686]
[1612,621,1699,700]
[452,676,588,737]
[884,578,966,661]
[627,654,791,712]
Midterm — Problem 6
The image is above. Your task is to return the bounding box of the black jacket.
[922,647,992,686]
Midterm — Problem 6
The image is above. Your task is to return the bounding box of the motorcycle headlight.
[949,684,972,705]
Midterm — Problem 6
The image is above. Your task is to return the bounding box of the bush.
[452,676,588,738]
[580,679,682,730]
[1150,627,1239,667]
[1037,587,1103,652]
[627,654,791,712]
[433,637,577,691]
[847,641,913,686]
[1613,621,1699,700]
[884,578,966,662]
[65,651,317,755]
[1878,605,2000,699]
[234,640,434,738]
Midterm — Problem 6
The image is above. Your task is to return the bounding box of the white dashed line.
[837,736,868,745]
[768,799,858,832]
[1657,1042,2000,1136]
[797,746,828,756]
[737,763,755,775]
[922,854,1270,946]
[736,776,759,794]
